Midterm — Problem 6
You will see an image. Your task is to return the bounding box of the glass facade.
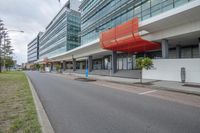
[39,7,81,60]
[91,54,137,70]
[67,10,81,50]
[27,37,38,63]
[80,0,196,45]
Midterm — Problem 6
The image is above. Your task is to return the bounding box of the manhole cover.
[75,78,96,82]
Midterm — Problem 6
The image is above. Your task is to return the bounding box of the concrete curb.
[63,72,200,96]
[25,73,55,133]
[149,86,200,96]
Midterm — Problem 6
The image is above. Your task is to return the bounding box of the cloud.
[0,0,65,64]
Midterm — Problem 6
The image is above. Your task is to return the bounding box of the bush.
[34,64,40,71]
[55,64,61,72]
[39,64,45,72]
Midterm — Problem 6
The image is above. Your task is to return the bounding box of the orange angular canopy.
[100,18,160,53]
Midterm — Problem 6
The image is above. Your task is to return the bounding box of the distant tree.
[136,57,153,83]
[34,64,40,71]
[4,56,14,70]
[39,64,45,72]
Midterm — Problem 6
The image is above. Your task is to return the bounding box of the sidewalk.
[63,72,200,96]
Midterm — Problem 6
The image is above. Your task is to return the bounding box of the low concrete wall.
[113,70,141,79]
[71,69,141,79]
[143,59,200,83]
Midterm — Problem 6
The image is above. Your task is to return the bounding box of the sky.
[0,0,66,64]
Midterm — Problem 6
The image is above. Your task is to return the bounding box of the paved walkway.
[63,72,200,95]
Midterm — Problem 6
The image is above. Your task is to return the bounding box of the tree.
[0,19,14,72]
[39,64,45,72]
[136,57,153,83]
[0,19,5,73]
[4,56,14,70]
[34,64,40,71]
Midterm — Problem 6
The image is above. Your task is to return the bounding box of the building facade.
[81,0,196,46]
[39,0,81,60]
[29,0,200,83]
[75,0,199,72]
[48,0,200,83]
[27,33,41,63]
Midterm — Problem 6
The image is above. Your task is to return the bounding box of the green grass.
[0,71,41,133]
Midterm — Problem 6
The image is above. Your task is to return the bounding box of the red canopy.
[100,18,160,53]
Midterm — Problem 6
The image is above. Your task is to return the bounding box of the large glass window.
[122,57,128,70]
[142,0,151,20]
[81,0,193,45]
[151,0,162,16]
[174,0,188,7]
[128,57,133,70]
[134,5,142,21]
[161,0,174,12]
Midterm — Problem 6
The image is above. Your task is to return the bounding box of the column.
[102,58,104,70]
[49,63,52,72]
[60,61,63,70]
[176,45,181,58]
[73,58,76,72]
[162,39,169,59]
[88,56,93,72]
[63,61,66,71]
[112,51,117,74]
[198,38,200,58]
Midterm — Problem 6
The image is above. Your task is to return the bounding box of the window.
[142,0,151,20]
[151,0,162,16]
[161,0,174,12]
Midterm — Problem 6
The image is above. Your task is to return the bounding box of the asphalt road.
[27,71,200,133]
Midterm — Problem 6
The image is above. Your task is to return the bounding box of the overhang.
[100,18,160,53]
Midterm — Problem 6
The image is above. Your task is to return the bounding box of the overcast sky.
[0,0,66,64]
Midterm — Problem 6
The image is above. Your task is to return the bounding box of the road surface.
[27,71,200,133]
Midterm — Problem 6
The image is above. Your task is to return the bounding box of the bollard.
[181,67,186,83]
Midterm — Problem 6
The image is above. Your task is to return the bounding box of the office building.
[36,0,200,83]
[39,0,81,60]
[27,32,41,63]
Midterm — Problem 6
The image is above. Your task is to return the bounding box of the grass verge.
[0,71,41,133]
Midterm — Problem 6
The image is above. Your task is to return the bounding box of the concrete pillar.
[50,63,53,72]
[60,61,63,70]
[88,56,93,72]
[176,45,181,58]
[112,51,117,74]
[102,58,104,69]
[63,61,66,71]
[198,38,200,57]
[162,39,169,59]
[80,62,83,70]
[73,58,76,71]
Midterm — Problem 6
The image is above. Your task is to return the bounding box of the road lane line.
[139,90,157,95]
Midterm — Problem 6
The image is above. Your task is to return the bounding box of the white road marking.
[139,90,157,95]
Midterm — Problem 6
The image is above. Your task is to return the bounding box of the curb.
[25,73,55,133]
[63,72,200,96]
[149,86,200,96]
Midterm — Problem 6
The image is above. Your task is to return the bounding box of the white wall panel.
[143,59,200,83]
